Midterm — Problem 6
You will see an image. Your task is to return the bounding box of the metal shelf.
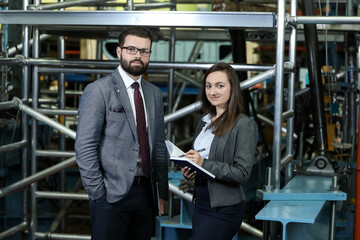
[0,10,275,29]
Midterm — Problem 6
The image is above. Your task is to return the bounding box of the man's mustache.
[130,59,144,66]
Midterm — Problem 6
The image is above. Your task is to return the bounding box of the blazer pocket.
[108,111,126,121]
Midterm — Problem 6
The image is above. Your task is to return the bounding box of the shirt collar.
[117,65,142,89]
[202,114,212,124]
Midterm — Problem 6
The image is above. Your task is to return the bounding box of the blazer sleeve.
[202,116,258,184]
[152,87,169,200]
[75,83,106,200]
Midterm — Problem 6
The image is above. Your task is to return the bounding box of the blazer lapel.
[111,70,137,138]
[211,119,238,161]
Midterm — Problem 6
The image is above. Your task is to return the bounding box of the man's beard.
[121,58,148,76]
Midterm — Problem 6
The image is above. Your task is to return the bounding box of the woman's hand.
[185,149,204,166]
[181,166,196,180]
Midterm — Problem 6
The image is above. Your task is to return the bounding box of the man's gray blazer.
[75,69,168,204]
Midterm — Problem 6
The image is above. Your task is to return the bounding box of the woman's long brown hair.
[199,62,245,136]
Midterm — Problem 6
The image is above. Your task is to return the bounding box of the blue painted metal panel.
[286,201,332,240]
[255,200,325,224]
[258,175,346,201]
[256,200,327,240]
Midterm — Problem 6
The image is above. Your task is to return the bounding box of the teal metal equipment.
[256,175,347,240]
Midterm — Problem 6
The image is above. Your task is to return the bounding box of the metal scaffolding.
[0,0,359,239]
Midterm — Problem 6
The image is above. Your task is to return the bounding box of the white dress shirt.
[117,66,148,128]
[118,66,149,176]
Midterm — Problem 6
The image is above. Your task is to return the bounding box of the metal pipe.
[134,3,175,10]
[291,16,360,24]
[343,32,357,145]
[240,222,263,239]
[35,232,90,240]
[165,101,202,124]
[38,67,113,74]
[47,179,83,233]
[263,167,274,192]
[172,42,203,111]
[229,25,249,114]
[337,71,345,80]
[354,86,360,239]
[0,157,76,198]
[329,175,338,240]
[36,150,75,158]
[38,108,78,116]
[0,57,274,71]
[38,67,167,76]
[21,1,30,238]
[167,182,193,202]
[7,34,50,56]
[347,0,353,16]
[265,167,272,187]
[58,31,66,232]
[329,201,336,240]
[174,71,201,87]
[240,68,275,89]
[0,222,27,240]
[96,39,103,80]
[35,191,88,201]
[285,0,297,182]
[272,0,286,189]
[0,57,23,65]
[28,0,109,10]
[298,130,304,166]
[42,90,83,96]
[125,0,133,10]
[31,18,40,239]
[282,110,294,122]
[0,100,17,110]
[28,98,58,104]
[249,83,309,115]
[280,154,293,166]
[257,114,297,139]
[172,82,187,112]
[301,0,328,152]
[168,28,176,113]
[0,140,27,154]
[14,98,76,140]
[166,26,176,137]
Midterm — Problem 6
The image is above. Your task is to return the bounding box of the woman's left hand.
[185,150,204,166]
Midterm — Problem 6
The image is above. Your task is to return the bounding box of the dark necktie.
[131,82,151,177]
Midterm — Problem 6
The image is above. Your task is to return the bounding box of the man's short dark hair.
[118,26,153,48]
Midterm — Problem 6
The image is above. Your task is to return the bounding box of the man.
[75,26,168,240]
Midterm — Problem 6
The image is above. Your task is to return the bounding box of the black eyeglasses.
[121,46,152,57]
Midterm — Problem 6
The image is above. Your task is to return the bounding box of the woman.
[181,62,258,240]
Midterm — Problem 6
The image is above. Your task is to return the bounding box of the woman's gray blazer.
[194,114,258,208]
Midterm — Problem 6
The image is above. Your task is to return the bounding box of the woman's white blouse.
[194,114,215,159]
